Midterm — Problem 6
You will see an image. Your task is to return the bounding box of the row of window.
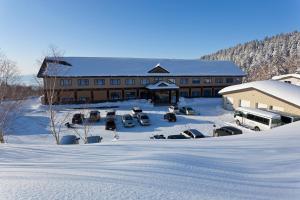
[60,77,237,86]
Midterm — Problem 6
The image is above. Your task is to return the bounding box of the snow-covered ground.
[1,97,300,200]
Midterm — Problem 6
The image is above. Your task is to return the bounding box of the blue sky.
[0,0,299,75]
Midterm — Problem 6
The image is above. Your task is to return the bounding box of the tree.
[0,52,22,143]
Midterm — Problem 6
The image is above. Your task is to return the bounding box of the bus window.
[280,116,292,124]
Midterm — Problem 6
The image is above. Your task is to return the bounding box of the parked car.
[181,129,205,139]
[86,136,102,144]
[105,119,116,130]
[106,109,116,120]
[214,126,242,137]
[131,107,143,118]
[60,135,80,145]
[164,112,177,122]
[150,134,166,139]
[168,105,179,114]
[72,113,84,124]
[180,106,197,115]
[122,114,135,127]
[167,134,189,139]
[137,113,151,126]
[89,110,101,122]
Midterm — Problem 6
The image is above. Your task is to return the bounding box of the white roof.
[235,107,281,119]
[146,81,179,90]
[272,73,300,80]
[219,80,300,107]
[39,57,245,77]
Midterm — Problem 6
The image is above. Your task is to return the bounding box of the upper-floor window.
[154,77,163,81]
[226,78,234,84]
[180,78,189,84]
[125,79,135,85]
[140,79,150,85]
[215,77,223,84]
[60,79,72,86]
[168,78,176,84]
[203,78,212,84]
[110,79,121,85]
[78,79,89,86]
[192,78,200,84]
[94,79,105,85]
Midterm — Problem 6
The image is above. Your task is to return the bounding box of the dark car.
[150,134,166,139]
[164,112,177,122]
[167,134,189,139]
[105,119,116,130]
[89,111,101,122]
[72,113,84,124]
[214,126,243,137]
[60,135,80,145]
[86,136,102,144]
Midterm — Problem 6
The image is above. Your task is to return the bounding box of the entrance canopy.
[146,81,179,90]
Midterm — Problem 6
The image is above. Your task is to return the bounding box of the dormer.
[147,63,169,73]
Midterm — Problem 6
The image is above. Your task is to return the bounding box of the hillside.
[201,31,300,81]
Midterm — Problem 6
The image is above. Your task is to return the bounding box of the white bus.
[259,109,300,124]
[234,107,282,131]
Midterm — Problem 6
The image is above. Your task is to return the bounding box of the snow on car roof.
[236,107,281,119]
[219,80,300,107]
[39,57,245,77]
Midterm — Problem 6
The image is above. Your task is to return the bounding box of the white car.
[181,129,205,139]
[168,105,179,114]
[131,107,143,118]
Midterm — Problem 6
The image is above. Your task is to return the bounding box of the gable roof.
[219,80,300,107]
[146,81,179,90]
[37,57,245,77]
[272,73,300,80]
[148,64,169,73]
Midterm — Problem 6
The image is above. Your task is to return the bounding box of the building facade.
[37,57,245,105]
[219,80,300,115]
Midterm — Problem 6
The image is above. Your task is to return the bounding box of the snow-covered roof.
[219,80,300,107]
[235,107,281,119]
[146,81,179,90]
[38,57,245,77]
[272,73,300,80]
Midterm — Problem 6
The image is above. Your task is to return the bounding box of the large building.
[37,57,245,105]
[219,80,300,115]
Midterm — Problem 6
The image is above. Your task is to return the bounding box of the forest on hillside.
[201,31,300,81]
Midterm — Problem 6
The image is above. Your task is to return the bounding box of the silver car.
[181,129,205,139]
[122,114,135,127]
[137,113,151,126]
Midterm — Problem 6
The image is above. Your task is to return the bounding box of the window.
[125,79,135,85]
[180,91,189,97]
[168,79,176,84]
[284,81,291,84]
[192,79,200,84]
[110,92,121,100]
[110,79,121,85]
[154,77,163,81]
[215,78,223,84]
[140,79,150,85]
[125,91,136,99]
[78,97,88,102]
[203,78,212,84]
[94,79,105,85]
[60,79,72,86]
[180,78,189,84]
[246,114,270,125]
[226,78,234,84]
[191,91,201,97]
[78,79,89,86]
[203,88,212,97]
[61,97,74,102]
